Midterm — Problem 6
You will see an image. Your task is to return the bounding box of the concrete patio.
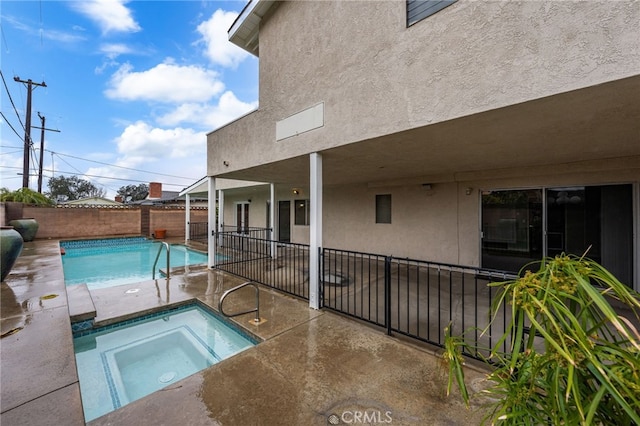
[1,238,491,425]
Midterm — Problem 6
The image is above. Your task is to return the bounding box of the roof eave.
[228,0,275,57]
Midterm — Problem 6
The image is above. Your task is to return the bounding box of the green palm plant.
[444,253,640,425]
[0,187,54,205]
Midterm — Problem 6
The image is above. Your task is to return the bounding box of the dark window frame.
[376,194,392,224]
[294,199,310,226]
[407,0,457,27]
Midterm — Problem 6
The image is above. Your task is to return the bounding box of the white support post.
[270,183,276,259]
[185,194,191,244]
[217,189,224,247]
[207,177,217,269]
[309,152,323,309]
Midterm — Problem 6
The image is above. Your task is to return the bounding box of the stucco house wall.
[208,0,640,176]
[207,0,639,286]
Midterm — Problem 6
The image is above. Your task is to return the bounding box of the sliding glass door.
[481,189,543,272]
[482,184,633,287]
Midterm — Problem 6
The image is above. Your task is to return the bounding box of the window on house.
[376,194,392,224]
[407,0,457,27]
[294,199,310,226]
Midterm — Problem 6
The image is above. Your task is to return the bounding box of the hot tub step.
[67,283,97,322]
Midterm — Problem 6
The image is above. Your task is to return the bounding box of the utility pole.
[34,112,60,193]
[14,76,47,188]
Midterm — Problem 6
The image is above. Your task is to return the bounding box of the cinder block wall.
[22,206,141,239]
[148,208,210,239]
[146,208,184,238]
[0,204,210,240]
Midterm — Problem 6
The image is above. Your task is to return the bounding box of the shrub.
[0,187,54,205]
[444,253,640,425]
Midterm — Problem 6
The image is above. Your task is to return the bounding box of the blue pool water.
[61,237,210,289]
[73,304,257,422]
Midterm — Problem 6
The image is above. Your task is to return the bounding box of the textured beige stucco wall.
[209,0,640,176]
[297,157,638,267]
[211,159,637,271]
[220,191,270,230]
[208,0,639,275]
[323,182,462,263]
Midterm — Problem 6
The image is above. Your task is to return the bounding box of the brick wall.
[149,208,209,239]
[1,203,209,240]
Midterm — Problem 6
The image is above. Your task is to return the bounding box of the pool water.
[73,304,256,422]
[61,237,210,289]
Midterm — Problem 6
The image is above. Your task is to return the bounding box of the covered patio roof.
[211,75,640,188]
[179,176,271,199]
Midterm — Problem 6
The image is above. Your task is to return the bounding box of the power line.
[1,144,195,182]
[0,111,24,140]
[0,70,25,133]
[49,151,194,180]
[2,165,189,188]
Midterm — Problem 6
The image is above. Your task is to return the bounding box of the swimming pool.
[61,237,210,289]
[73,304,257,422]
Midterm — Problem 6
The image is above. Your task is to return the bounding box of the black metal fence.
[189,222,208,242]
[213,231,517,359]
[215,231,309,299]
[321,248,518,359]
[220,225,272,240]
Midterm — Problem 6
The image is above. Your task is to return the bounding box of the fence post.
[385,256,392,336]
[318,247,324,307]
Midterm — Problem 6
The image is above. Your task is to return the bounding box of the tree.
[117,184,149,203]
[46,175,105,202]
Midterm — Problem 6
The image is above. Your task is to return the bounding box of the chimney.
[149,182,162,199]
[115,195,123,203]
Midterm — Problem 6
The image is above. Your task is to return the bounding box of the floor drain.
[125,288,140,294]
[158,371,176,383]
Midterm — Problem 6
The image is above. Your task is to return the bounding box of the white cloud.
[196,9,249,68]
[156,91,257,130]
[100,43,135,59]
[105,62,225,103]
[77,121,209,194]
[203,91,258,129]
[2,14,86,44]
[115,121,206,160]
[71,0,141,34]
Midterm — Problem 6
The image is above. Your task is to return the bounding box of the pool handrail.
[218,281,261,324]
[152,241,170,280]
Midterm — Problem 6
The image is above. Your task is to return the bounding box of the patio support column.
[270,183,276,259]
[185,193,191,244]
[207,177,217,269]
[217,189,224,247]
[309,152,322,309]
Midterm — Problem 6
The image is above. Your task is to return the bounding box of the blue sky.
[1,0,258,198]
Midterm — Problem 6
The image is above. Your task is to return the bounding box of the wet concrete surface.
[1,238,490,425]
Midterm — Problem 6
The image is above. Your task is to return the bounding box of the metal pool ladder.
[219,281,261,324]
[152,241,170,279]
